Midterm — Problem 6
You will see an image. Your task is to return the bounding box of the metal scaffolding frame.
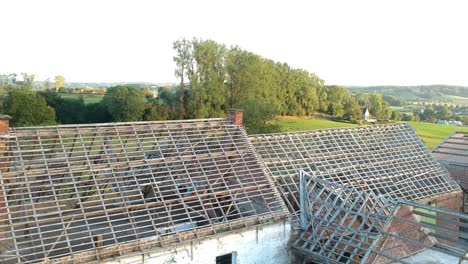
[250,124,460,215]
[0,119,288,264]
[295,171,468,264]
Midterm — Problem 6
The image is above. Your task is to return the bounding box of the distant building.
[437,119,448,125]
[437,120,464,126]
[448,120,464,126]
[361,107,370,121]
[70,86,106,95]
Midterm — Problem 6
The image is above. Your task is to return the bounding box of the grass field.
[275,117,468,149]
[60,93,104,104]
[274,117,357,132]
[448,95,468,105]
[407,122,468,149]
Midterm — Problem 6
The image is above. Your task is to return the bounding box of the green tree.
[435,105,452,120]
[4,89,56,127]
[55,75,65,91]
[401,113,414,121]
[368,93,392,120]
[143,103,169,121]
[186,39,227,118]
[140,87,154,99]
[391,110,402,121]
[234,99,280,134]
[20,73,35,90]
[344,98,362,121]
[103,85,146,122]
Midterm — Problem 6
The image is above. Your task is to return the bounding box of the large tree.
[103,85,146,122]
[173,39,192,119]
[186,39,227,118]
[4,89,56,127]
[55,75,65,91]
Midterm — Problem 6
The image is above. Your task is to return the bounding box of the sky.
[1,0,468,86]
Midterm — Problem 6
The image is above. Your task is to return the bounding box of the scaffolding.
[295,171,468,264]
[0,119,288,263]
[250,124,460,215]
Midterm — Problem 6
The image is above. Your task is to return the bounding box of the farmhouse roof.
[0,119,287,263]
[250,123,460,214]
[432,131,468,165]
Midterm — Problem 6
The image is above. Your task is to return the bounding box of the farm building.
[0,110,467,264]
[432,131,468,214]
[433,131,468,190]
[0,114,290,264]
[250,123,467,263]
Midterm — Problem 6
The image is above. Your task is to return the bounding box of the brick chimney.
[0,115,11,243]
[227,109,243,126]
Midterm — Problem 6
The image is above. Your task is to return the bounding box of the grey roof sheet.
[433,131,468,164]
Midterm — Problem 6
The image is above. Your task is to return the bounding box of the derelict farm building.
[0,115,290,264]
[250,123,467,263]
[433,131,468,192]
[0,111,467,264]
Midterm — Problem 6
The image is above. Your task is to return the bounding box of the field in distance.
[273,117,468,149]
[60,93,104,104]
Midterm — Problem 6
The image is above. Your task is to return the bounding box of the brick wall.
[0,115,10,247]
[228,109,243,126]
[368,191,462,263]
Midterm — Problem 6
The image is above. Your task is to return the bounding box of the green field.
[275,117,467,149]
[274,117,357,132]
[59,93,104,104]
[448,95,468,105]
[407,122,468,149]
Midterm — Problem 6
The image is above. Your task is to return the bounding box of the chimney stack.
[0,115,11,243]
[0,115,10,136]
[227,109,243,126]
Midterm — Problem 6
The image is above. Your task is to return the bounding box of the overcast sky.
[1,0,468,86]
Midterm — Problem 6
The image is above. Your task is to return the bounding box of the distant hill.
[347,85,468,104]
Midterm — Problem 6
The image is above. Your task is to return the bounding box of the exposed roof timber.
[250,123,460,214]
[0,119,288,264]
[295,172,468,264]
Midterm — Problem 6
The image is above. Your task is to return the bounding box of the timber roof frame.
[295,172,468,264]
[0,118,288,264]
[250,123,460,215]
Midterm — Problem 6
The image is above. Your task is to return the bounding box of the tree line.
[0,38,395,131]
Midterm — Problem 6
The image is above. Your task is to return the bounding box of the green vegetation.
[348,85,468,104]
[4,89,56,127]
[407,122,468,149]
[235,100,281,134]
[103,86,146,122]
[60,93,104,104]
[0,39,464,134]
[274,117,357,132]
[447,95,468,105]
